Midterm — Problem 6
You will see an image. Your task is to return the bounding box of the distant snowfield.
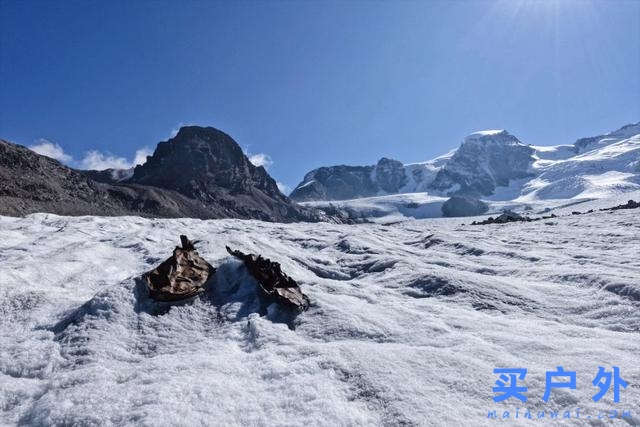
[1,205,639,425]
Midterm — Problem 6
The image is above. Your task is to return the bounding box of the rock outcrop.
[471,210,560,225]
[601,199,640,211]
[441,196,489,217]
[472,211,530,225]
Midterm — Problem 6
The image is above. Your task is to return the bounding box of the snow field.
[1,209,639,425]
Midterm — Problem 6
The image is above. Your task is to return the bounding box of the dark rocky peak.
[459,129,524,149]
[130,126,285,202]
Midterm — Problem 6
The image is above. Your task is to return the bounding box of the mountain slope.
[428,130,535,197]
[0,127,326,222]
[290,154,453,202]
[291,122,640,206]
[524,123,640,200]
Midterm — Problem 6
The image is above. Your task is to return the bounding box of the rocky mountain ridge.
[0,126,331,222]
[290,122,640,202]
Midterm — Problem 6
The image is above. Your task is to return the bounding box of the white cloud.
[132,147,153,166]
[28,138,153,171]
[79,151,132,171]
[79,146,152,171]
[28,139,73,163]
[277,181,291,195]
[249,153,273,169]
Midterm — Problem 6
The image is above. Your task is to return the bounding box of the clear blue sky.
[1,0,638,192]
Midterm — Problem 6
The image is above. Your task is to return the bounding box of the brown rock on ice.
[144,235,215,302]
[226,246,310,312]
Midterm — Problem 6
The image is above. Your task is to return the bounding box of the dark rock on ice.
[601,199,640,211]
[226,246,310,312]
[472,210,532,225]
[143,235,215,302]
[441,196,489,217]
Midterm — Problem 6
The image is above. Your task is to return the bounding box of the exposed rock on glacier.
[601,199,640,211]
[143,235,215,301]
[472,210,531,225]
[441,196,489,217]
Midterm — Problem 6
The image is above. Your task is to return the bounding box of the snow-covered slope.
[524,123,640,201]
[400,149,456,193]
[1,207,639,425]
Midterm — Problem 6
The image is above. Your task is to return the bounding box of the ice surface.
[1,208,639,425]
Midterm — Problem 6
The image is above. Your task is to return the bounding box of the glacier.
[1,193,639,425]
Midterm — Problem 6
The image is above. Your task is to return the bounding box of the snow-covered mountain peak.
[465,129,506,139]
[427,130,534,197]
[462,129,523,147]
